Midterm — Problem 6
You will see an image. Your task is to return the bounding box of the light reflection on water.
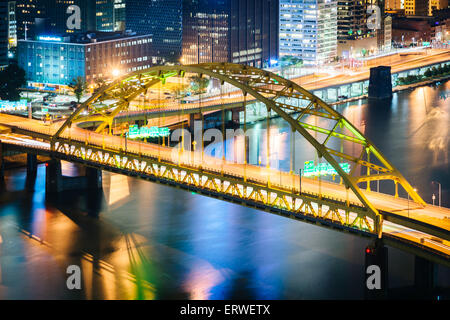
[0,82,449,299]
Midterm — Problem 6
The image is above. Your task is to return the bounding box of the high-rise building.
[182,0,279,67]
[15,0,48,40]
[126,0,182,63]
[428,0,448,15]
[113,0,126,31]
[404,0,429,15]
[279,0,338,65]
[385,0,403,9]
[7,1,16,50]
[0,2,9,66]
[96,0,115,32]
[337,0,371,40]
[50,0,96,35]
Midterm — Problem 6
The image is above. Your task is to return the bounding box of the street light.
[432,181,441,207]
[112,69,121,78]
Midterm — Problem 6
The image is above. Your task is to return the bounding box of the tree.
[280,55,303,68]
[0,63,26,101]
[190,76,209,94]
[69,77,87,103]
[93,77,107,94]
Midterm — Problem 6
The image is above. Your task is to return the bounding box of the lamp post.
[408,188,417,218]
[299,168,302,195]
[432,181,441,207]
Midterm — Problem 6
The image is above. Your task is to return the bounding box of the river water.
[0,81,449,299]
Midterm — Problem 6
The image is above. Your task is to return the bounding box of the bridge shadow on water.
[1,164,449,299]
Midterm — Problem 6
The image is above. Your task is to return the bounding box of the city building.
[182,0,279,67]
[404,0,429,16]
[126,0,182,64]
[51,0,97,35]
[113,0,126,31]
[337,0,371,41]
[391,15,450,45]
[7,1,16,51]
[385,0,403,9]
[18,31,153,90]
[279,0,337,65]
[0,2,9,66]
[428,0,448,16]
[96,0,115,32]
[15,0,48,40]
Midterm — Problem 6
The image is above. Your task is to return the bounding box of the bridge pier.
[414,256,435,292]
[364,239,388,299]
[46,159,102,193]
[0,143,4,182]
[26,154,37,177]
[368,66,393,100]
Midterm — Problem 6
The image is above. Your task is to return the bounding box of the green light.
[126,125,170,139]
[303,160,350,177]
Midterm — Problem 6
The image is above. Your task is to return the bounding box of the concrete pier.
[364,240,388,299]
[46,159,103,193]
[26,154,37,177]
[414,256,435,291]
[368,66,393,100]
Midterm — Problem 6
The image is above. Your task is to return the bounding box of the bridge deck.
[0,113,449,263]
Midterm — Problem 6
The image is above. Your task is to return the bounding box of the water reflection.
[0,82,449,299]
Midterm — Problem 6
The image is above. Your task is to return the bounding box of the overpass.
[1,63,449,268]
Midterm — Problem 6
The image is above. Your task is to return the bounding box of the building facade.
[182,0,279,67]
[404,0,429,15]
[96,0,115,32]
[113,0,126,31]
[18,32,153,88]
[126,0,182,64]
[337,0,371,41]
[428,0,448,16]
[15,0,48,40]
[279,0,338,65]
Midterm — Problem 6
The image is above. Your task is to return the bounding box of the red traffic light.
[365,247,372,254]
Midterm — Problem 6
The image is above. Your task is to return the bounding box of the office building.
[126,0,182,63]
[279,0,338,65]
[96,0,115,32]
[15,0,48,40]
[18,31,153,89]
[404,0,429,15]
[337,0,371,40]
[182,0,279,67]
[113,0,126,31]
[429,0,448,15]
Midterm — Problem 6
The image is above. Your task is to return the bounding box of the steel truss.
[53,138,376,235]
[52,63,426,238]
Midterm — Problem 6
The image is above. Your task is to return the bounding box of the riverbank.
[330,74,450,107]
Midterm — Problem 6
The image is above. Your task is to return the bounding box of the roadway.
[0,113,449,259]
[80,48,450,124]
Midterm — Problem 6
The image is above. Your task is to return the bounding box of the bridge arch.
[52,63,425,230]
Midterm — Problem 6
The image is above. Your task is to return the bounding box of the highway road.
[0,113,449,259]
[77,48,450,125]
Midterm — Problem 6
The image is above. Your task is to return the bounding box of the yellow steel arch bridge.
[1,63,449,265]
